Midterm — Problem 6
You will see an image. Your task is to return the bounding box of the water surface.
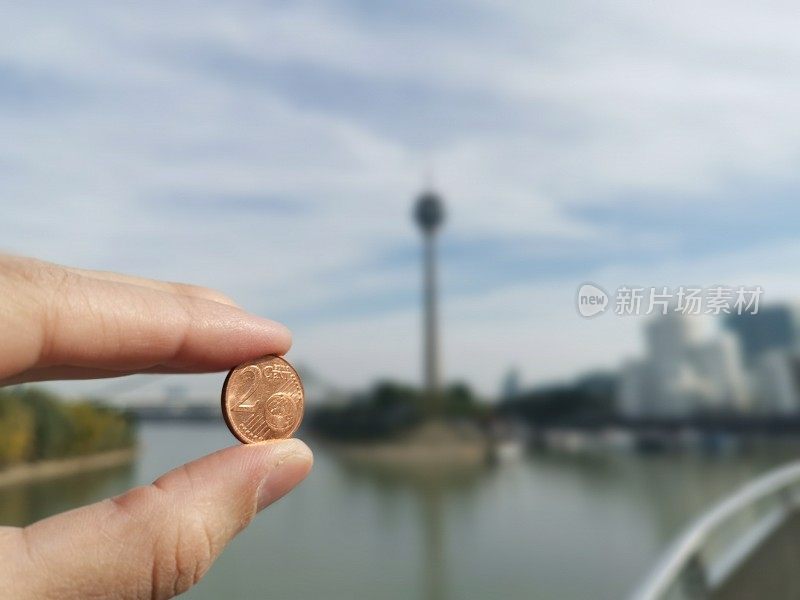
[0,423,796,600]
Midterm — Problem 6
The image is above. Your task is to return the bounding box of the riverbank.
[0,448,136,488]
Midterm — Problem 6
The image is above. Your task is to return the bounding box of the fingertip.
[271,320,293,355]
[243,314,292,355]
[203,309,292,369]
[281,438,314,468]
[253,439,313,511]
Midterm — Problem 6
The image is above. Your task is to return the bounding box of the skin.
[0,255,313,599]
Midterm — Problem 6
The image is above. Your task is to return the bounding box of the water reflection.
[331,449,495,600]
[0,463,134,526]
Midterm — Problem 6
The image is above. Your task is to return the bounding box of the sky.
[2,1,800,402]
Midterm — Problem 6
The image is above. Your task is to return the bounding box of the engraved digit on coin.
[231,365,260,410]
[221,356,304,444]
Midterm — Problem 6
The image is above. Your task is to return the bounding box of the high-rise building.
[750,351,800,414]
[724,306,800,366]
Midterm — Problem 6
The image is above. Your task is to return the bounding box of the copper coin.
[221,355,304,443]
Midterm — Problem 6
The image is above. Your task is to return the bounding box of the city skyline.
[620,305,800,418]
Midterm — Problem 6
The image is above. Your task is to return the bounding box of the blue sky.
[2,1,800,400]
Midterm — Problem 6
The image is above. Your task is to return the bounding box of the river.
[0,423,797,600]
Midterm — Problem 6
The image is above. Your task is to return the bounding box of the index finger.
[0,256,291,383]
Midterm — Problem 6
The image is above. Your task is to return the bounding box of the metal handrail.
[629,460,800,600]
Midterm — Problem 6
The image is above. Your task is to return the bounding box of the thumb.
[0,439,313,599]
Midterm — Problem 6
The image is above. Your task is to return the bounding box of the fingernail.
[256,439,313,511]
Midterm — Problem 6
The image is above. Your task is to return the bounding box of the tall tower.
[413,189,445,416]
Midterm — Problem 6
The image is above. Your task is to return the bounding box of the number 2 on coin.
[232,365,261,411]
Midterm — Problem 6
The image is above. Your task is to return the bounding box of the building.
[724,306,800,366]
[751,351,800,414]
[687,334,750,412]
[618,313,750,417]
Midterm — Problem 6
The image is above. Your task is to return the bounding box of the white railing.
[629,461,800,600]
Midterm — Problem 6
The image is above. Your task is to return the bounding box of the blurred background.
[3,2,800,599]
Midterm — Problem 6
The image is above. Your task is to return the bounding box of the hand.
[0,255,313,599]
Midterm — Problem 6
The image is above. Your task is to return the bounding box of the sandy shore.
[0,448,136,488]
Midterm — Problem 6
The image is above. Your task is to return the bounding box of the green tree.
[0,392,34,466]
[19,388,74,459]
[0,387,135,465]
